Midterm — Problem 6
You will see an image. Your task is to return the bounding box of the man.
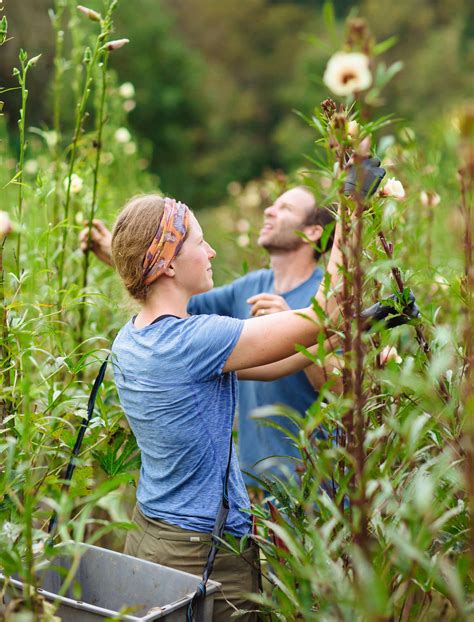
[80,186,338,486]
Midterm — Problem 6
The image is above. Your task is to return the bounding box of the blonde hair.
[111,194,165,302]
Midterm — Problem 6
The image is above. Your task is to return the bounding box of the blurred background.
[2,0,473,209]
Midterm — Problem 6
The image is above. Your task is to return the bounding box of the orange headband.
[142,197,190,286]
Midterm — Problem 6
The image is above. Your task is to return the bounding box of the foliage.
[0,1,472,621]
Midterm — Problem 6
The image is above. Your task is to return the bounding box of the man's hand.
[247,293,290,317]
[79,219,113,266]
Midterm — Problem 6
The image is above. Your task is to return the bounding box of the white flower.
[45,130,58,148]
[119,82,135,99]
[227,181,242,196]
[123,99,136,113]
[115,127,131,144]
[124,142,137,155]
[237,234,250,248]
[24,159,39,175]
[0,211,13,236]
[236,218,250,233]
[420,190,441,208]
[380,177,405,200]
[323,52,372,97]
[380,346,402,365]
[64,173,83,194]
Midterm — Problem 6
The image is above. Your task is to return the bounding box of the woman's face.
[172,213,216,296]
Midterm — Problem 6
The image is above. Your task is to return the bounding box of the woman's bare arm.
[223,218,344,373]
[237,336,342,383]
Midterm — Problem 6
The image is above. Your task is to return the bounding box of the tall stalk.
[78,51,109,347]
[459,161,473,575]
[56,0,120,308]
[14,50,39,277]
[350,180,369,552]
[50,0,67,226]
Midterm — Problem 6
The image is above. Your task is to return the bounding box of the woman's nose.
[208,244,216,259]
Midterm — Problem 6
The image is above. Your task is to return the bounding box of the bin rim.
[0,541,221,621]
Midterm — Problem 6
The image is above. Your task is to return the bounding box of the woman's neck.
[135,285,190,327]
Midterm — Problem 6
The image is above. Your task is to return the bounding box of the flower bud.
[348,120,359,137]
[420,190,440,208]
[380,177,405,200]
[77,5,102,22]
[104,38,130,52]
[356,136,371,158]
[0,211,13,236]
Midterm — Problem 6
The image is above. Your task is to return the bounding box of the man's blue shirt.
[188,267,324,485]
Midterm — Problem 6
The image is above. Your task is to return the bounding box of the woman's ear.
[163,263,176,278]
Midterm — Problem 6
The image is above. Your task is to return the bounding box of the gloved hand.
[361,291,420,330]
[344,157,386,198]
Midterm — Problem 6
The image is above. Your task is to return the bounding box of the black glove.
[361,291,420,330]
[344,157,386,198]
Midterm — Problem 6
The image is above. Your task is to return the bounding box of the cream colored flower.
[380,346,402,365]
[0,211,13,236]
[323,52,372,97]
[64,173,83,194]
[115,127,131,144]
[119,82,135,99]
[380,177,405,200]
[420,190,441,208]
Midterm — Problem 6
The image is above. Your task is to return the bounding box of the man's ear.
[303,224,323,244]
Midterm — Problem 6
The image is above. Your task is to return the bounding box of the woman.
[111,194,344,621]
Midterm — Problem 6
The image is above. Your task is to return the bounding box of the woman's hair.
[111,194,165,302]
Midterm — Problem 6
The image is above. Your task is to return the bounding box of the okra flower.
[323,52,372,97]
[380,177,405,200]
[420,190,441,208]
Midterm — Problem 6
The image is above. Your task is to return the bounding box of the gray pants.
[124,505,260,621]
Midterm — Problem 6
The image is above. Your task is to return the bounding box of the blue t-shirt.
[188,267,324,484]
[112,313,251,537]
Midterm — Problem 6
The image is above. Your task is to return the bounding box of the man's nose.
[264,204,276,217]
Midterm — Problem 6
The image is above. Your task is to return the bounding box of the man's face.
[257,188,314,253]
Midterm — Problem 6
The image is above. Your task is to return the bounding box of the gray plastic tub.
[2,542,220,621]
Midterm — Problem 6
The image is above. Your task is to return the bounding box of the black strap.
[186,433,233,622]
[47,355,234,622]
[47,356,110,537]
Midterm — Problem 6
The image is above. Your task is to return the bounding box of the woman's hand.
[247,293,290,317]
[79,219,113,266]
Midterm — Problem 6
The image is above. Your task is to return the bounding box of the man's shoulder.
[230,268,273,292]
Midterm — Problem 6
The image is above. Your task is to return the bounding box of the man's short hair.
[296,186,336,260]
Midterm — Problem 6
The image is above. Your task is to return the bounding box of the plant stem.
[15,52,29,278]
[351,189,369,551]
[51,0,66,226]
[56,35,103,307]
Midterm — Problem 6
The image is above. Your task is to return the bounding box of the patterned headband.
[142,197,190,286]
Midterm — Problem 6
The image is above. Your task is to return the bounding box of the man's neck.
[269,250,318,294]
